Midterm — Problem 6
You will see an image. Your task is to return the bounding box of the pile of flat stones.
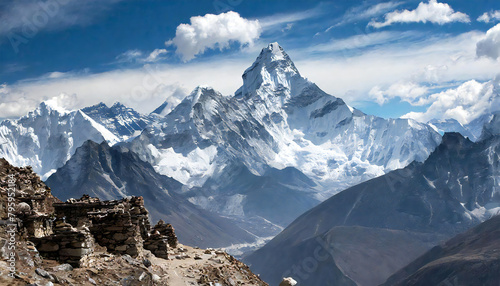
[33,219,94,267]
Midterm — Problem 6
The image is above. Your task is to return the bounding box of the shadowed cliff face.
[245,133,500,286]
[384,215,500,286]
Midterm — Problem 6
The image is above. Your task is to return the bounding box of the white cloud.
[259,6,324,28]
[477,11,500,23]
[369,0,470,28]
[305,31,412,53]
[0,57,252,119]
[402,78,500,124]
[294,30,498,107]
[167,11,261,61]
[0,84,79,118]
[369,82,429,105]
[116,50,143,62]
[2,28,500,121]
[476,23,500,60]
[145,49,168,62]
[116,49,168,63]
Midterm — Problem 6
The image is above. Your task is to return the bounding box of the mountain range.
[1,42,499,258]
[244,129,500,285]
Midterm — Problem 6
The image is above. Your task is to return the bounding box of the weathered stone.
[112,233,128,241]
[35,268,52,279]
[38,241,59,252]
[59,247,92,257]
[52,263,73,271]
[115,245,128,251]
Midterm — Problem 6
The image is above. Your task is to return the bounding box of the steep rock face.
[0,103,120,179]
[384,215,500,286]
[245,133,500,285]
[45,140,255,248]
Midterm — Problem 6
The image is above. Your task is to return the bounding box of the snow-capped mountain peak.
[138,42,441,199]
[237,42,304,101]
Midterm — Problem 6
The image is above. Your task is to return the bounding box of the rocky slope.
[245,132,500,285]
[45,140,255,248]
[384,214,500,285]
[0,158,266,285]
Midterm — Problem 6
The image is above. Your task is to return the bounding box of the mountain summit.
[127,43,442,244]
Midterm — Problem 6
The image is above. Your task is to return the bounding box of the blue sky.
[1,0,500,123]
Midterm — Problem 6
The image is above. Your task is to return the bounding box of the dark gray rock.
[384,215,500,286]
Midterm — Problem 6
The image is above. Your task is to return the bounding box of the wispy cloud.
[369,0,470,28]
[0,0,123,36]
[303,31,418,54]
[259,5,325,28]
[326,1,403,31]
[116,49,169,63]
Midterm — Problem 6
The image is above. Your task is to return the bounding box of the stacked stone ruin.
[143,220,176,259]
[44,195,178,265]
[0,158,178,268]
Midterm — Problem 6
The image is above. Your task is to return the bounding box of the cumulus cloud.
[477,11,500,23]
[476,23,500,60]
[402,77,500,124]
[167,11,261,61]
[368,0,470,28]
[369,82,429,105]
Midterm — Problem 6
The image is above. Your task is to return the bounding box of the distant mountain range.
[1,42,499,255]
[245,130,500,285]
[427,111,500,142]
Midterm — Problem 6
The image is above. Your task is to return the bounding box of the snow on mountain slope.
[81,102,153,141]
[428,118,475,140]
[130,43,441,200]
[0,102,123,179]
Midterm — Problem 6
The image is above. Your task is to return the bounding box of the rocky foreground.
[0,158,268,286]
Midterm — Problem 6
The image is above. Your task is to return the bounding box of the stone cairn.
[143,220,178,259]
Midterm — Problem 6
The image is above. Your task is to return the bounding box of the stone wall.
[32,219,94,267]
